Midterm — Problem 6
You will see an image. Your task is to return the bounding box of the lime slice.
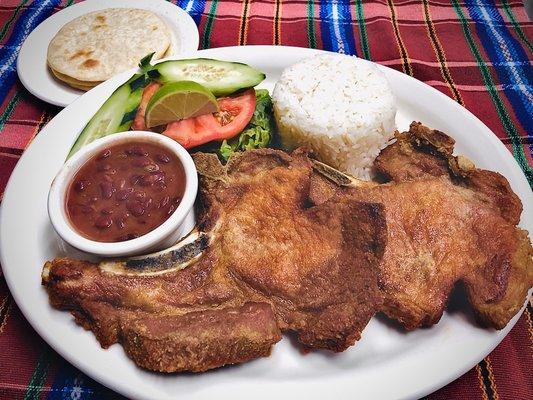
[144,81,219,128]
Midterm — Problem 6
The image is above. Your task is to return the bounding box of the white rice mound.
[272,53,396,179]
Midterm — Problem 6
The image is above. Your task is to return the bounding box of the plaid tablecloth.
[0,1,532,399]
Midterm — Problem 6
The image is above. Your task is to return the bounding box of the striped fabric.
[0,1,532,399]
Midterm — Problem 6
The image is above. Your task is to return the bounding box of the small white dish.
[47,131,198,257]
[16,0,199,107]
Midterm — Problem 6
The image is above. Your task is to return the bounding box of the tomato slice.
[132,82,161,131]
[162,89,256,149]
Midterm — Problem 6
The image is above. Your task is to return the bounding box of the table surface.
[0,1,532,399]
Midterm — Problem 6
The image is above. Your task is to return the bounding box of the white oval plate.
[16,0,199,107]
[2,46,532,400]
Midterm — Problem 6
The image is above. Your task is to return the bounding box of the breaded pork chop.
[195,149,387,350]
[311,122,533,330]
[43,148,386,372]
[42,122,532,373]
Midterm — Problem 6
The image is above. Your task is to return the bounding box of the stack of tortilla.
[47,8,172,91]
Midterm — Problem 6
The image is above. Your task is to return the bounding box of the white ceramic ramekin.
[48,131,197,257]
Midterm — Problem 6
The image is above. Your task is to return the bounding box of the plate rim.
[16,0,200,107]
[3,45,531,400]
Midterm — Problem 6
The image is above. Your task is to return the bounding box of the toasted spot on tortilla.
[69,49,92,60]
[81,59,99,68]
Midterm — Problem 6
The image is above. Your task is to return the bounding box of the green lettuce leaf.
[219,89,275,160]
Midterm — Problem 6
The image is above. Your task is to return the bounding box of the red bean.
[143,164,160,173]
[139,175,153,187]
[126,200,145,217]
[156,153,170,163]
[129,146,148,157]
[97,149,111,160]
[153,182,167,192]
[133,190,146,200]
[97,163,111,172]
[95,215,113,229]
[115,187,133,201]
[141,172,164,187]
[133,157,152,168]
[100,182,114,199]
[114,214,128,229]
[130,174,142,185]
[80,205,95,214]
[159,195,170,209]
[74,180,88,192]
[144,197,153,209]
[102,174,114,182]
[115,218,125,230]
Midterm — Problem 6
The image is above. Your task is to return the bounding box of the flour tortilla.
[47,8,171,83]
[49,68,102,91]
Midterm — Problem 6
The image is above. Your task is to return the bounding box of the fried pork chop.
[42,122,532,373]
[43,149,386,372]
[311,122,533,330]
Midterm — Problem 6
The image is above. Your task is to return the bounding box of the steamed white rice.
[272,53,396,179]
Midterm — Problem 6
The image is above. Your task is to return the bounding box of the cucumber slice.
[67,74,144,158]
[154,58,265,96]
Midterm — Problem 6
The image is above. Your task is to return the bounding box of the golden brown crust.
[375,122,523,224]
[465,228,533,329]
[374,122,454,182]
[348,178,530,330]
[193,148,386,350]
[313,122,532,330]
[121,303,281,373]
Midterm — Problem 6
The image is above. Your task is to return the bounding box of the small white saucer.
[16,0,199,107]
